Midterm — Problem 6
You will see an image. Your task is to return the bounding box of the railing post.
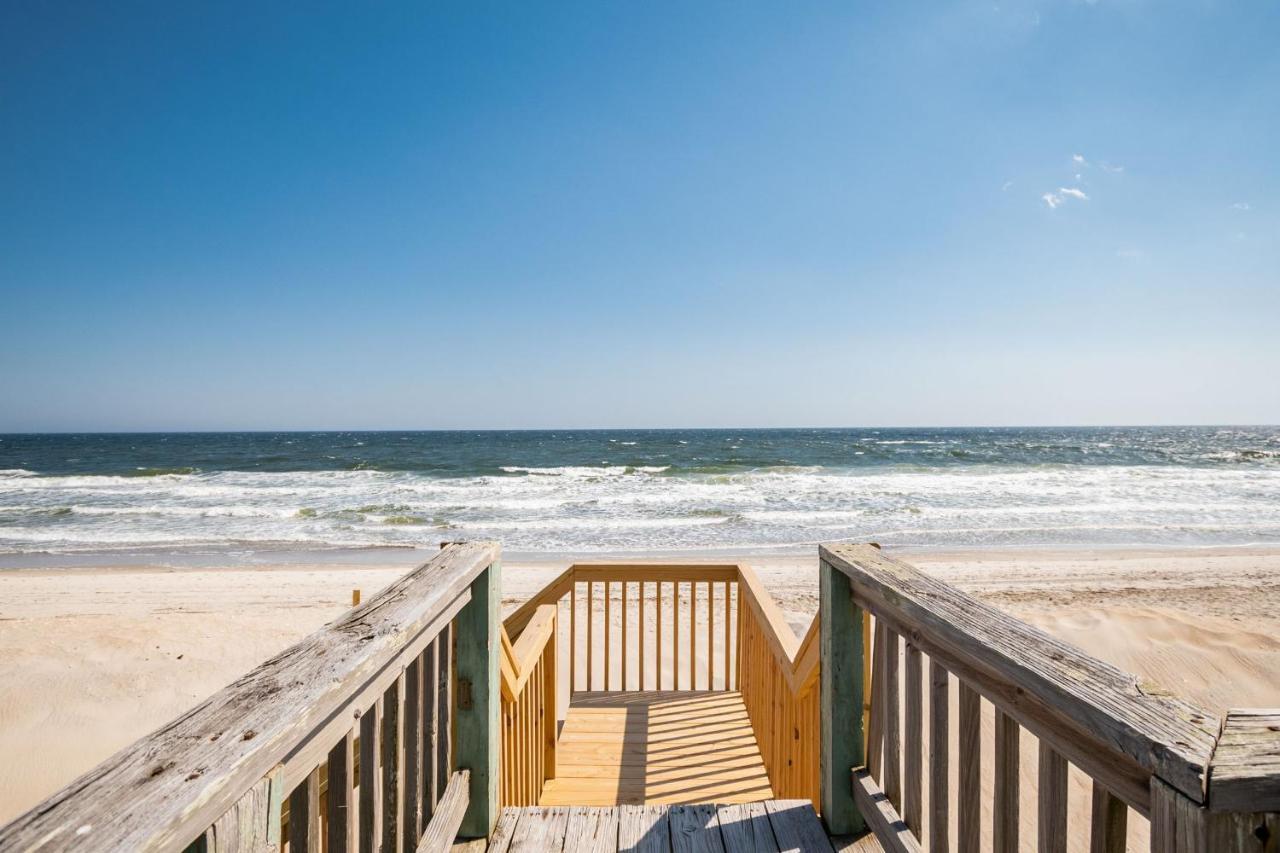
[455,558,500,838]
[820,556,866,836]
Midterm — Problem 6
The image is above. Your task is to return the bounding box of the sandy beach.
[1,545,1278,830]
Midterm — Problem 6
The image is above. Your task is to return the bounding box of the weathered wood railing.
[817,543,1280,852]
[0,542,503,852]
[736,565,822,805]
[498,604,557,807]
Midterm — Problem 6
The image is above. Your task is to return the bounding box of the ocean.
[1,427,1278,559]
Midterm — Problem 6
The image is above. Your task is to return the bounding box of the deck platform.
[471,801,879,852]
[541,691,774,807]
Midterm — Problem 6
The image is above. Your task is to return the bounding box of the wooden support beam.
[455,560,500,838]
[820,558,865,836]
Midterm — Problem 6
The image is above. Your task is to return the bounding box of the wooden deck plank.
[542,692,772,807]
[763,799,834,853]
[506,806,571,852]
[618,805,671,853]
[715,802,779,853]
[669,804,726,853]
[564,805,621,853]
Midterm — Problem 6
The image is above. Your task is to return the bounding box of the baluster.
[929,661,949,853]
[674,581,681,690]
[994,709,1020,853]
[881,626,901,806]
[656,581,664,691]
[402,659,420,852]
[639,581,646,691]
[721,581,731,691]
[688,581,696,691]
[570,582,578,693]
[289,766,321,853]
[421,639,437,821]
[587,581,594,692]
[1038,742,1068,853]
[328,728,355,853]
[358,697,382,853]
[1089,782,1126,853]
[958,682,980,853]
[706,581,714,691]
[604,581,612,692]
[867,618,884,778]
[435,624,451,802]
[904,644,922,835]
[379,676,401,853]
[622,581,629,691]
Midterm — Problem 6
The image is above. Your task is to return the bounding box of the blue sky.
[2,1,1277,430]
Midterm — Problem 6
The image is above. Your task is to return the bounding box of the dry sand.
[1,545,1278,841]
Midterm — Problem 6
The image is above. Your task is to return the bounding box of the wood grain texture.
[928,661,949,853]
[0,542,497,853]
[822,544,1219,812]
[456,561,501,839]
[1209,710,1280,813]
[1037,742,1068,853]
[669,804,725,853]
[619,805,671,853]
[993,709,1020,853]
[820,559,865,836]
[762,799,834,853]
[328,730,356,853]
[715,802,778,853]
[851,769,923,853]
[1088,783,1126,853]
[902,645,922,836]
[506,806,570,852]
[563,805,620,853]
[957,683,980,853]
[415,772,470,853]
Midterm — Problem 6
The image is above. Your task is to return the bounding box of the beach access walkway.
[1,542,1277,852]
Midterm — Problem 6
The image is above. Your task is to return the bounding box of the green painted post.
[454,558,500,839]
[821,557,866,836]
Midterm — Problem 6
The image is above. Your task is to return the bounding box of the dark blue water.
[1,427,1278,555]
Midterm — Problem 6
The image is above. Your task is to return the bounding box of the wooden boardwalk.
[471,801,872,852]
[541,691,774,807]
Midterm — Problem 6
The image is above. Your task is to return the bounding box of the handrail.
[498,605,557,807]
[818,543,1280,851]
[736,563,822,804]
[0,541,501,853]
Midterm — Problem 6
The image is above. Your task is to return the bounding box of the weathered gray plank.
[619,804,671,853]
[928,661,948,853]
[415,771,469,853]
[329,729,355,853]
[0,542,497,853]
[404,659,422,852]
[289,767,321,853]
[1088,782,1126,853]
[669,805,725,853]
[715,802,779,853]
[763,799,834,853]
[1207,710,1280,813]
[820,558,866,836]
[456,563,500,838]
[360,699,384,853]
[437,624,453,802]
[422,638,438,823]
[507,806,571,852]
[993,709,1019,853]
[1037,742,1067,853]
[957,683,980,853]
[486,808,522,853]
[880,627,901,808]
[563,805,620,853]
[382,676,403,853]
[822,544,1219,811]
[851,769,922,853]
[903,645,922,836]
[205,768,281,853]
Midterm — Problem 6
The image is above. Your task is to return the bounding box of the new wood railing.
[817,543,1280,853]
[498,604,557,807]
[736,565,822,805]
[0,542,504,853]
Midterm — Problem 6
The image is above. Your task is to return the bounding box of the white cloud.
[1099,161,1124,174]
[1233,202,1252,211]
[1072,154,1087,165]
[1042,187,1089,209]
[1002,180,1014,192]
